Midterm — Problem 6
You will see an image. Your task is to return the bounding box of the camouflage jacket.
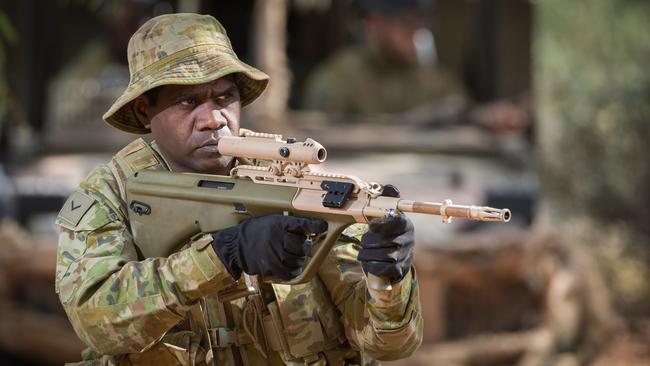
[55,138,423,366]
[302,44,467,116]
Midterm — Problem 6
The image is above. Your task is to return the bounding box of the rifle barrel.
[397,199,511,223]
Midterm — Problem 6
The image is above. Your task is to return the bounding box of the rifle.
[126,131,510,294]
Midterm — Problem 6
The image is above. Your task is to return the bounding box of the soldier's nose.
[196,105,227,131]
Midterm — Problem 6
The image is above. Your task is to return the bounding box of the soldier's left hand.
[358,214,415,283]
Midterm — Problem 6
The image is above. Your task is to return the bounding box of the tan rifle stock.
[126,131,511,293]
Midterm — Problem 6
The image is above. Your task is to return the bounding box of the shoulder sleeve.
[317,224,423,361]
[55,164,236,354]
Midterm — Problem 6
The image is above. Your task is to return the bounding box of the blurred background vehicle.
[0,0,649,365]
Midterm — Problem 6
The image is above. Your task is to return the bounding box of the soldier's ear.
[132,96,151,129]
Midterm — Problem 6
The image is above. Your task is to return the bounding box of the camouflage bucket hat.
[103,13,269,134]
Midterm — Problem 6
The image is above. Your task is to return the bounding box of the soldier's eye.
[216,91,240,105]
[180,97,197,107]
[217,92,232,101]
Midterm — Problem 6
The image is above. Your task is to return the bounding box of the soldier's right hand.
[211,215,328,281]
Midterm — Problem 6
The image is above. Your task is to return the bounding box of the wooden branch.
[385,330,545,366]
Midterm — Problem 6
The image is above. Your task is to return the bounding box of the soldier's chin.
[193,156,233,174]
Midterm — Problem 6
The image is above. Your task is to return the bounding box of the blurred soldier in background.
[302,0,527,134]
[55,13,422,365]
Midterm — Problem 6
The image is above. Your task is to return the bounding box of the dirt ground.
[383,322,650,366]
[590,323,650,366]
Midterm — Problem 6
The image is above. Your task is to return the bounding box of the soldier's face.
[368,10,424,65]
[135,77,241,174]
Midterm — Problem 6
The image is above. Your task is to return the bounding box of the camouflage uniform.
[55,137,422,366]
[302,44,467,115]
[55,13,422,365]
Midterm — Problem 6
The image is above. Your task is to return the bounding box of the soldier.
[302,0,526,133]
[55,13,422,366]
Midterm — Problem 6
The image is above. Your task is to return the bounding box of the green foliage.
[536,0,650,234]
[537,0,650,315]
[0,10,17,135]
[0,11,17,45]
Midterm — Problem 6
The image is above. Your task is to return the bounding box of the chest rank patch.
[59,191,95,227]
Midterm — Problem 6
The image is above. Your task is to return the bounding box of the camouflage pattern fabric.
[103,13,269,134]
[302,44,466,115]
[55,138,423,365]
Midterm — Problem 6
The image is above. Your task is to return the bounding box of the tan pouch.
[127,331,205,366]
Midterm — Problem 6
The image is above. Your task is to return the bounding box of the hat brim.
[103,44,269,134]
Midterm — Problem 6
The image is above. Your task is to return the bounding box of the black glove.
[357,214,415,283]
[211,215,328,281]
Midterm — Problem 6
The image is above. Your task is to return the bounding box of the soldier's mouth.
[196,142,220,153]
[197,132,218,148]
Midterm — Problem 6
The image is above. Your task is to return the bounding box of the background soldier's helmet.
[356,0,433,15]
[103,13,269,134]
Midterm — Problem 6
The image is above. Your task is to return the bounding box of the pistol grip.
[278,219,351,286]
